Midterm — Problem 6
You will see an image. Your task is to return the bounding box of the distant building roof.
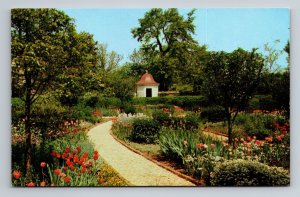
[136,71,159,86]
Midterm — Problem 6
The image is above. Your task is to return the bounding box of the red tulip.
[26,182,35,187]
[12,170,21,179]
[40,162,46,168]
[54,169,60,175]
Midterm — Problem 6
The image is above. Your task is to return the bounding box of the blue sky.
[62,8,290,67]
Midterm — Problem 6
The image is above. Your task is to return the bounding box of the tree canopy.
[11,8,99,175]
[131,8,206,91]
[202,48,265,143]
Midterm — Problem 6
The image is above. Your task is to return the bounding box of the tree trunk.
[25,88,32,177]
[226,112,233,145]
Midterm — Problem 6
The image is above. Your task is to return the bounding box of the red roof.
[137,71,159,86]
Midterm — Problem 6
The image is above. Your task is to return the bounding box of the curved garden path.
[87,121,194,186]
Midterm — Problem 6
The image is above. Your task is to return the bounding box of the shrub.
[132,96,205,110]
[86,95,99,108]
[96,97,122,108]
[99,108,118,117]
[11,97,25,124]
[152,110,170,125]
[210,159,290,186]
[124,105,136,115]
[259,95,274,111]
[235,113,285,139]
[201,106,226,122]
[248,96,260,111]
[131,119,160,144]
[184,113,200,131]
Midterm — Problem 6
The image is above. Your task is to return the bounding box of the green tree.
[132,8,203,91]
[103,66,136,102]
[202,48,265,144]
[11,9,98,175]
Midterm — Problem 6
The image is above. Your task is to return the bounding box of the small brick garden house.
[136,71,159,97]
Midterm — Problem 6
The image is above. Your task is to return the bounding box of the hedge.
[210,159,290,186]
[132,96,206,109]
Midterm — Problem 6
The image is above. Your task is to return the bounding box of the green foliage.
[132,8,206,91]
[72,103,102,124]
[201,106,226,122]
[152,110,199,131]
[97,97,122,108]
[152,110,170,125]
[111,117,134,141]
[210,159,290,186]
[248,96,260,110]
[132,96,205,109]
[102,66,136,102]
[258,95,274,111]
[99,108,118,117]
[131,118,160,144]
[11,8,99,174]
[159,128,199,163]
[11,97,25,124]
[123,105,137,115]
[202,48,265,143]
[235,113,285,139]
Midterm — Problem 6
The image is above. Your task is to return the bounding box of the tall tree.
[202,49,265,144]
[11,9,98,175]
[131,8,202,91]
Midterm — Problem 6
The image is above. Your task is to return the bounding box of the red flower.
[93,154,99,161]
[83,152,88,158]
[63,166,68,171]
[70,165,75,171]
[74,155,79,163]
[26,182,35,187]
[12,170,21,179]
[99,178,105,184]
[246,136,251,141]
[66,159,73,166]
[40,181,46,187]
[94,150,98,155]
[50,150,56,157]
[78,172,81,177]
[265,136,273,143]
[56,153,61,159]
[280,134,285,139]
[65,148,71,153]
[79,157,86,164]
[62,153,67,159]
[54,169,61,175]
[82,167,86,173]
[40,162,46,168]
[255,140,262,146]
[76,146,81,153]
[274,122,280,129]
[210,144,215,149]
[277,135,283,141]
[72,150,77,155]
[64,176,71,183]
[196,143,204,148]
[89,161,93,166]
[196,143,207,149]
